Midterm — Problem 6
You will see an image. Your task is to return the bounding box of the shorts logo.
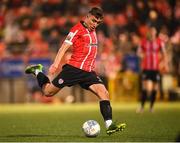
[58,78,64,84]
[97,76,102,82]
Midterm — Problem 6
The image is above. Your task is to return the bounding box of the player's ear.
[87,14,91,18]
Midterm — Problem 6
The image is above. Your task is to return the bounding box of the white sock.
[35,69,42,76]
[105,120,112,129]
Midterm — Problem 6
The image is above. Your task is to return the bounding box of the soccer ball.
[82,120,100,137]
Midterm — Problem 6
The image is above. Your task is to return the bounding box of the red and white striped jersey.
[64,21,98,72]
[138,38,166,70]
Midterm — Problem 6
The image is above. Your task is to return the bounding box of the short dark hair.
[89,7,103,19]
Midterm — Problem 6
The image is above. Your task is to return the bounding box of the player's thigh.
[89,83,109,100]
[152,72,160,90]
[142,80,154,91]
[43,83,60,96]
[152,82,159,90]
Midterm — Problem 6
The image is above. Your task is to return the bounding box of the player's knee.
[42,83,58,97]
[100,89,110,100]
[104,89,109,97]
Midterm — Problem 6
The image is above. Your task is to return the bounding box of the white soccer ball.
[82,120,101,137]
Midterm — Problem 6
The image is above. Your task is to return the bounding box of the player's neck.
[81,21,88,28]
[147,36,156,41]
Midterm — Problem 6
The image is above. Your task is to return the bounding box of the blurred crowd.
[0,0,179,85]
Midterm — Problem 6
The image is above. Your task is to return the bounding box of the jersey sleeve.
[64,26,80,45]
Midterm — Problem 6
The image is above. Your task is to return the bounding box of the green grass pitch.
[0,102,179,142]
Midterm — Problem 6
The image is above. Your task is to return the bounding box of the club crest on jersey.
[58,78,64,84]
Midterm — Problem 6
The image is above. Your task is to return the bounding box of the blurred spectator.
[0,0,179,102]
[134,0,149,23]
[48,29,60,52]
[116,31,132,56]
[0,41,6,59]
[171,27,180,86]
[146,9,163,30]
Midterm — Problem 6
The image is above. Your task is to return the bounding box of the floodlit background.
[0,0,179,104]
[0,0,179,142]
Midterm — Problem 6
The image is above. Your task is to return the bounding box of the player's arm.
[49,42,71,75]
[137,43,144,59]
[160,41,169,72]
[49,28,79,75]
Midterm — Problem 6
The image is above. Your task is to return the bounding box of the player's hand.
[49,64,58,75]
[159,61,169,74]
[164,64,170,73]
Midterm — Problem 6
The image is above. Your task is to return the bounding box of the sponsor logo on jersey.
[90,43,98,47]
[86,43,98,48]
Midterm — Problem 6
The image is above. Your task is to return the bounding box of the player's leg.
[89,84,126,135]
[149,82,158,112]
[136,79,148,113]
[25,64,60,96]
[89,83,111,128]
[42,83,60,97]
[137,71,147,113]
[89,84,112,129]
[149,71,160,112]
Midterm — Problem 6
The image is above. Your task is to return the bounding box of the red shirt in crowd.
[138,38,166,70]
[64,21,98,72]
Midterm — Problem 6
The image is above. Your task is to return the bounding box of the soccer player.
[25,7,126,135]
[136,26,168,113]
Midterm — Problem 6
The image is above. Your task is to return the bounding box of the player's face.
[86,14,103,31]
[147,27,157,40]
[150,27,157,37]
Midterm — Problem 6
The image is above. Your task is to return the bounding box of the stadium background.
[0,0,179,103]
[0,0,180,142]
